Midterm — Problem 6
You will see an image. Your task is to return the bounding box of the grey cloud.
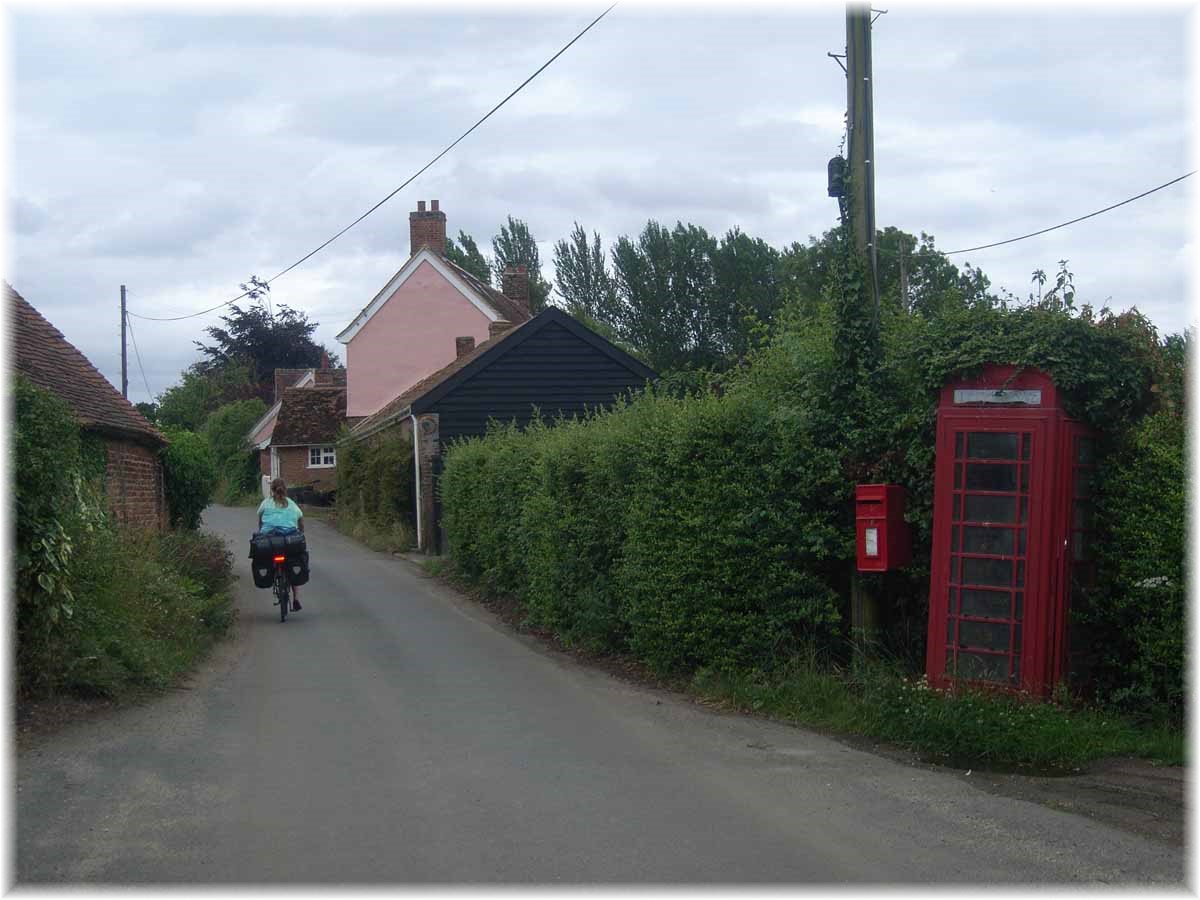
[13,196,48,235]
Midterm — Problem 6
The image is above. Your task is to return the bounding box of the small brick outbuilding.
[10,284,169,531]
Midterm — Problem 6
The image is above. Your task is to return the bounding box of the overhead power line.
[124,310,154,401]
[129,4,617,324]
[915,171,1194,257]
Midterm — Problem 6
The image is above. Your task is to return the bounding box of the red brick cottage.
[10,284,168,530]
[267,385,347,495]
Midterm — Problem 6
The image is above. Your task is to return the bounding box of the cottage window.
[308,445,336,468]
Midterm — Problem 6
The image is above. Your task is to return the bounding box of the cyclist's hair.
[270,478,288,507]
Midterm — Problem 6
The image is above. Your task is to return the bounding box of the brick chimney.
[455,336,476,358]
[409,199,447,256]
[313,351,333,385]
[488,320,513,340]
[501,264,530,315]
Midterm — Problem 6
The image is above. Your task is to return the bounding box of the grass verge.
[19,526,235,702]
[335,509,415,555]
[424,559,1183,774]
[693,660,1184,773]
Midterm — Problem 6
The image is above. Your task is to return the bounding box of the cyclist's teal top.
[258,497,303,531]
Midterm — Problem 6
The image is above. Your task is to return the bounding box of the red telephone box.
[926,365,1095,697]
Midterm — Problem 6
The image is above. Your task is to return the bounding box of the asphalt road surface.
[16,505,1184,885]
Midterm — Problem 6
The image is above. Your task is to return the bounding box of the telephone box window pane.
[946,617,955,644]
[1014,592,1023,620]
[964,495,1016,523]
[960,588,1011,619]
[963,557,1012,587]
[955,463,963,489]
[963,526,1013,555]
[1020,465,1029,493]
[957,651,1008,682]
[1077,437,1096,465]
[1018,530,1027,555]
[1013,624,1022,653]
[967,433,1018,459]
[1011,658,1021,683]
[945,649,955,675]
[954,494,962,521]
[965,463,1017,492]
[1073,501,1093,530]
[949,587,958,614]
[1019,497,1029,522]
[955,432,964,458]
[1075,473,1093,499]
[951,557,961,583]
[1016,560,1025,587]
[1020,437,1031,460]
[951,528,959,552]
[959,620,1011,652]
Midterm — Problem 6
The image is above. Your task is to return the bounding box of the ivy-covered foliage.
[335,426,415,546]
[200,398,268,503]
[160,427,217,530]
[14,376,234,700]
[441,227,1186,719]
[14,376,106,692]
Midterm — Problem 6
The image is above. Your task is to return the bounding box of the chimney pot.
[431,199,439,212]
[409,200,448,256]
[501,265,531,316]
[488,320,513,340]
[455,336,476,358]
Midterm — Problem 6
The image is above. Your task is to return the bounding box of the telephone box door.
[928,421,1050,691]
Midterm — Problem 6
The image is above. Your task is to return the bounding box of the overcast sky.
[7,3,1194,406]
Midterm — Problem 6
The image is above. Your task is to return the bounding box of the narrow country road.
[17,506,1183,884]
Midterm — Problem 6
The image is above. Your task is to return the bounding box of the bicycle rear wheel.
[274,568,290,622]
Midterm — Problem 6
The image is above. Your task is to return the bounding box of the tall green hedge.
[441,297,1186,714]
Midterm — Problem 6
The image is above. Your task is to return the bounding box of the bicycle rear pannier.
[286,551,310,587]
[250,562,274,588]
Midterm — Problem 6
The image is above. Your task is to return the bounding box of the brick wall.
[104,438,167,531]
[277,446,339,492]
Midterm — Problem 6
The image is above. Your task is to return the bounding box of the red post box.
[856,484,912,572]
[926,365,1095,697]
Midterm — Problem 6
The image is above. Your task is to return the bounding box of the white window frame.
[308,445,336,468]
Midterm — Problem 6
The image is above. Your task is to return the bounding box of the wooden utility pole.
[846,4,882,658]
[845,3,879,318]
[120,284,128,399]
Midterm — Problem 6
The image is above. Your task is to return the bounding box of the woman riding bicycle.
[257,477,305,611]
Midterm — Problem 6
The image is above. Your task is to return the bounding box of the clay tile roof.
[271,386,347,446]
[350,315,539,439]
[440,257,532,324]
[10,284,166,446]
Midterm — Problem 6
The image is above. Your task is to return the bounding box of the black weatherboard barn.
[351,305,657,552]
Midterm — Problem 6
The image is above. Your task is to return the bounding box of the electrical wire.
[884,171,1194,258]
[128,4,617,324]
[124,309,154,401]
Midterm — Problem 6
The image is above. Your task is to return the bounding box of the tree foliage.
[492,216,551,313]
[156,362,256,432]
[160,427,217,530]
[553,222,618,323]
[445,230,492,285]
[194,299,337,405]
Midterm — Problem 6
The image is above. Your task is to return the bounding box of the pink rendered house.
[336,200,533,419]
